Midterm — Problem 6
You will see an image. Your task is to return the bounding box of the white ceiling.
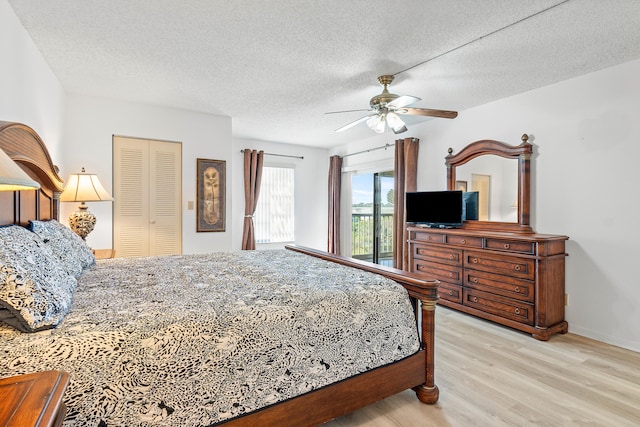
[8,0,640,148]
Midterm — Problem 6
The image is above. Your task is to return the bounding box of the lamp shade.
[0,147,41,191]
[60,168,113,202]
[385,112,406,132]
[366,115,386,133]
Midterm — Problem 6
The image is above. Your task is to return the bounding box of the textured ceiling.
[8,0,640,148]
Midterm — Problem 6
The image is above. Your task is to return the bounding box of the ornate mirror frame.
[446,134,533,234]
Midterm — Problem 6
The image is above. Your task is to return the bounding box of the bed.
[0,120,439,426]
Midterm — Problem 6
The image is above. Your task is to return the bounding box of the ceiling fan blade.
[334,115,375,132]
[401,107,458,119]
[387,95,420,109]
[325,108,372,115]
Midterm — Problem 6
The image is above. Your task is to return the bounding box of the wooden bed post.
[413,297,439,403]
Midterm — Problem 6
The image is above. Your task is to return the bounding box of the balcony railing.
[351,213,394,266]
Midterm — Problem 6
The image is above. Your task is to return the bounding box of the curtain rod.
[340,143,392,158]
[340,137,418,159]
[240,150,303,160]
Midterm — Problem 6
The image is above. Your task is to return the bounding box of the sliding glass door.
[351,171,394,266]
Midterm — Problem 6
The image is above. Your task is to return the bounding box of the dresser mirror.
[446,135,533,233]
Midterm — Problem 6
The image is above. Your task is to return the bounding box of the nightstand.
[93,249,115,259]
[0,370,70,426]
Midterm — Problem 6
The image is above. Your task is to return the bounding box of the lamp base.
[68,204,96,240]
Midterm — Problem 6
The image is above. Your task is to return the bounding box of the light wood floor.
[325,307,640,427]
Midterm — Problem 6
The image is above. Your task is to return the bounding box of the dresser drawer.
[437,282,463,304]
[464,269,534,303]
[464,251,535,280]
[413,259,462,285]
[445,234,483,248]
[463,289,534,325]
[485,238,535,254]
[412,244,462,266]
[412,231,444,244]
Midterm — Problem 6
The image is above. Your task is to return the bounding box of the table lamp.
[60,167,113,240]
[0,147,40,191]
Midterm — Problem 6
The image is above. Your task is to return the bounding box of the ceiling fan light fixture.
[386,112,406,132]
[366,115,386,133]
[392,125,408,134]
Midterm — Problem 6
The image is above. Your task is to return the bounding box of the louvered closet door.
[149,141,181,255]
[113,136,182,257]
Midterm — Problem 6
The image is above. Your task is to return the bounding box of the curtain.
[327,155,342,254]
[393,137,419,270]
[242,149,264,250]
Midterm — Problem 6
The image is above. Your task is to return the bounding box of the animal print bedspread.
[0,250,420,426]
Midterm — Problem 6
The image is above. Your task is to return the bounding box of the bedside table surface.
[93,248,115,259]
[0,370,70,427]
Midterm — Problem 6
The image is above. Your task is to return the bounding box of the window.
[255,166,295,244]
[350,171,394,266]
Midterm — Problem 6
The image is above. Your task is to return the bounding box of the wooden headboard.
[0,121,64,226]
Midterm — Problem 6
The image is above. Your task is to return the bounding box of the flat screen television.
[405,190,464,228]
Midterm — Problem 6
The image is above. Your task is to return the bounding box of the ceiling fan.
[327,75,458,134]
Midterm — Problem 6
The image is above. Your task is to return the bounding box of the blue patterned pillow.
[29,219,95,277]
[0,225,77,332]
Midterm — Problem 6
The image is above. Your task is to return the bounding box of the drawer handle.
[504,243,510,249]
[515,308,521,315]
[472,258,478,264]
[448,290,454,296]
[514,286,520,293]
[472,296,478,303]
[514,265,521,271]
[472,277,478,283]
[449,254,454,259]
[449,273,454,277]
[461,239,466,244]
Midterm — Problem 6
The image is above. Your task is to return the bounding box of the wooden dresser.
[408,226,568,340]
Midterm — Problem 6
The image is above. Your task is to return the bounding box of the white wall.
[61,93,233,253]
[331,58,640,352]
[231,138,328,251]
[2,0,236,255]
[0,0,65,159]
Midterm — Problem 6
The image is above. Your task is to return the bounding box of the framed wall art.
[197,158,226,232]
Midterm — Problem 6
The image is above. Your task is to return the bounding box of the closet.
[113,136,182,257]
